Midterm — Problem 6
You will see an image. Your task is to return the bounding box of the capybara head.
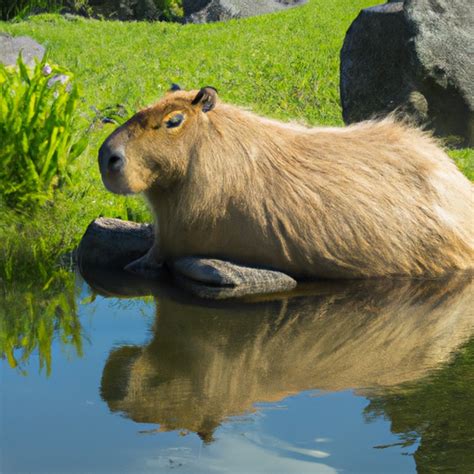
[98,85,218,194]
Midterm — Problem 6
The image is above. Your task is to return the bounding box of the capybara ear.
[169,83,181,92]
[192,86,218,113]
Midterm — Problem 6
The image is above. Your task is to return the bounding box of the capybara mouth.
[101,172,134,196]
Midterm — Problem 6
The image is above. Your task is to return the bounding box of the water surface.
[2,271,473,473]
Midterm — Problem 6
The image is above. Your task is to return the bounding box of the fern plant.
[0,56,87,211]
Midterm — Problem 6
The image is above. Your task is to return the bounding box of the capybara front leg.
[125,245,163,278]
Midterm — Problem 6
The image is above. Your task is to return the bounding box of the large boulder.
[185,0,306,23]
[340,0,474,146]
[0,33,45,67]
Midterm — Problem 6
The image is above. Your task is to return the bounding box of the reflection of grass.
[0,270,82,375]
[364,337,474,472]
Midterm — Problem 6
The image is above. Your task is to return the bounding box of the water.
[1,271,473,473]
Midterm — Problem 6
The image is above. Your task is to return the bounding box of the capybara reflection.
[100,276,473,442]
[99,86,473,279]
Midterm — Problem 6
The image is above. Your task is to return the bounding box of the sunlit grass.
[449,148,474,181]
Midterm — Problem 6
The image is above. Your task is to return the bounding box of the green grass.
[2,2,370,123]
[448,148,474,181]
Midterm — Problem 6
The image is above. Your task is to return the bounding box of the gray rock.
[340,4,414,124]
[185,0,306,23]
[405,0,474,145]
[340,0,474,146]
[171,257,297,299]
[77,217,154,272]
[0,33,45,67]
[77,218,297,299]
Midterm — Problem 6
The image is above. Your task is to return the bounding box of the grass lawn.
[0,0,472,287]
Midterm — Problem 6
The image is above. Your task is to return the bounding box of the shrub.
[1,1,71,20]
[0,56,87,211]
[1,0,183,21]
[88,0,183,21]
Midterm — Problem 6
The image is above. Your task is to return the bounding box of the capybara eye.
[165,113,185,129]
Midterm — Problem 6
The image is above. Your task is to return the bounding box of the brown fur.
[99,89,474,278]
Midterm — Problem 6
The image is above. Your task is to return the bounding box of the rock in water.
[77,218,297,299]
[77,218,154,272]
[340,0,474,146]
[0,33,45,67]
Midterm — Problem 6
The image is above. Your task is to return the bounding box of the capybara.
[99,86,473,279]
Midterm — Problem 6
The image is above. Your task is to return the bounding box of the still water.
[1,271,473,473]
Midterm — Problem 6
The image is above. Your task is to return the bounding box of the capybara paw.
[124,252,162,278]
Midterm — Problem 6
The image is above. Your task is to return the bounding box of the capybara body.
[99,87,474,279]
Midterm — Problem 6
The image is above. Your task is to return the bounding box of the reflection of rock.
[340,0,474,145]
[99,275,473,442]
[0,34,45,67]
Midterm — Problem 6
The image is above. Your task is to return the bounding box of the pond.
[1,270,473,473]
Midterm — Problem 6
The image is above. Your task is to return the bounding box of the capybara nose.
[99,141,125,175]
[107,154,124,172]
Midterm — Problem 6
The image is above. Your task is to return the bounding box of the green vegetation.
[1,1,85,21]
[1,0,183,22]
[0,0,472,372]
[449,148,474,181]
[0,56,86,209]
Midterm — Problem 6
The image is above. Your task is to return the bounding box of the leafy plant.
[0,55,87,210]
